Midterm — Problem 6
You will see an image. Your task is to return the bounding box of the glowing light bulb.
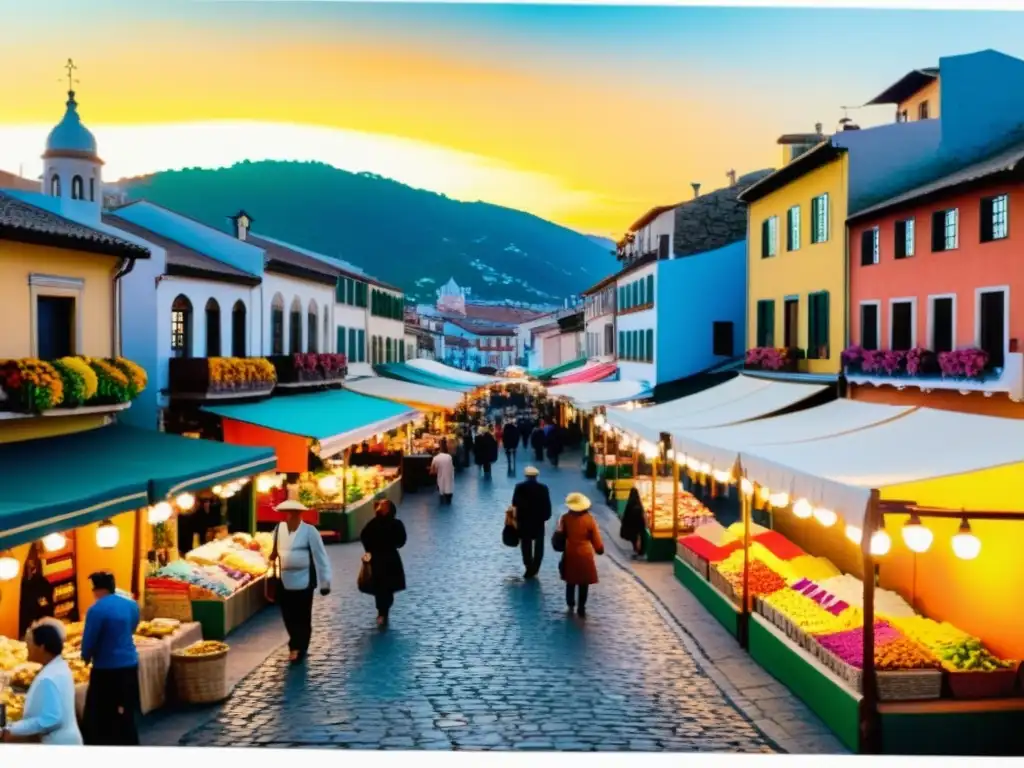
[712,469,732,484]
[593,415,605,428]
[758,486,771,503]
[318,474,340,495]
[870,529,891,556]
[0,554,19,581]
[901,514,933,553]
[769,492,790,509]
[700,462,712,475]
[792,498,813,519]
[148,502,173,525]
[212,485,224,497]
[255,475,275,494]
[845,524,863,544]
[813,507,838,528]
[96,519,120,549]
[740,478,754,496]
[41,532,66,553]
[175,493,196,511]
[951,518,981,560]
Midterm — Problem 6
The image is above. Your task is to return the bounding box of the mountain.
[117,160,617,303]
[587,235,616,254]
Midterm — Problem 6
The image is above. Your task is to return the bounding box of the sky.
[2,1,1024,236]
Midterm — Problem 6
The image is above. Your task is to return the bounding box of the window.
[712,322,734,357]
[890,300,914,351]
[860,303,879,351]
[357,329,366,362]
[231,301,246,356]
[271,311,284,355]
[637,279,646,306]
[289,301,302,353]
[811,194,829,244]
[930,296,954,353]
[386,338,393,363]
[786,206,800,251]
[646,275,655,306]
[807,291,830,359]
[784,297,799,349]
[860,228,880,266]
[336,326,347,358]
[931,209,958,252]
[980,194,1009,242]
[604,325,614,356]
[49,174,60,197]
[658,234,670,260]
[755,299,775,348]
[205,298,221,357]
[918,100,930,120]
[978,289,1006,369]
[36,296,75,360]
[632,281,640,308]
[618,330,625,358]
[646,329,654,362]
[898,109,909,123]
[894,219,915,259]
[324,310,329,352]
[171,295,193,359]
[71,175,84,201]
[307,304,318,354]
[761,216,779,258]
[89,178,95,202]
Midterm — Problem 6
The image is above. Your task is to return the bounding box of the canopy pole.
[738,465,751,649]
[860,489,881,754]
[248,479,257,536]
[342,447,349,511]
[664,432,678,543]
[650,457,658,538]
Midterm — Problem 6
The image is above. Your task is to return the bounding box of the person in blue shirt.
[80,571,141,746]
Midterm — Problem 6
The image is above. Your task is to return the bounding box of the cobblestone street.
[181,453,778,752]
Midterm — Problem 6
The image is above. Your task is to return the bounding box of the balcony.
[267,353,347,389]
[0,356,146,418]
[744,347,805,373]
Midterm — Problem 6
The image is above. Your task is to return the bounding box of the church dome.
[44,91,98,157]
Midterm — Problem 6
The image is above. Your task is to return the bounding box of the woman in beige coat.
[557,492,605,617]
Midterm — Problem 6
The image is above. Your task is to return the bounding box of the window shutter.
[337,326,346,356]
[980,198,994,242]
[646,329,654,362]
[646,274,654,305]
[761,220,770,257]
[785,209,793,251]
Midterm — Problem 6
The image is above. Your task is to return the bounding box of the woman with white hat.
[269,500,332,663]
[555,492,605,617]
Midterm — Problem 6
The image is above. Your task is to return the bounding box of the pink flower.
[861,349,883,374]
[879,350,906,375]
[841,345,864,366]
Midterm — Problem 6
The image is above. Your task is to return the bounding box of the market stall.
[529,356,586,380]
[405,359,501,387]
[550,360,618,384]
[375,362,478,393]
[667,404,1024,755]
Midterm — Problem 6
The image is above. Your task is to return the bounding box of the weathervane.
[62,58,79,93]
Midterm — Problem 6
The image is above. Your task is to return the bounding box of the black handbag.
[357,553,374,594]
[551,515,567,553]
[502,506,520,548]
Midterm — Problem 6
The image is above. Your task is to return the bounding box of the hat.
[276,500,308,513]
[524,466,540,477]
[565,492,592,512]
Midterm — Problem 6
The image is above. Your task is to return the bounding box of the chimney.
[230,210,253,241]
[815,122,823,135]
[691,182,701,198]
[725,170,737,186]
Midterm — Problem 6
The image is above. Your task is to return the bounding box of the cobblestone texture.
[181,455,777,752]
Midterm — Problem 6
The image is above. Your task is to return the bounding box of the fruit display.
[818,574,916,619]
[66,656,91,685]
[153,556,255,598]
[179,640,229,657]
[935,638,1014,672]
[0,689,24,722]
[10,663,41,690]
[762,588,864,635]
[816,622,903,668]
[875,638,942,671]
[135,619,180,639]
[0,637,28,672]
[634,478,714,535]
[720,560,788,597]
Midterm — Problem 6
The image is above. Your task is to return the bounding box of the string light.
[96,519,119,549]
[41,532,67,553]
[845,524,862,544]
[740,478,754,496]
[769,492,790,509]
[758,486,771,503]
[870,528,892,556]
[901,514,933,553]
[712,469,733,484]
[175,493,196,511]
[951,517,981,560]
[148,502,173,525]
[813,507,837,528]
[0,552,20,581]
[792,498,813,519]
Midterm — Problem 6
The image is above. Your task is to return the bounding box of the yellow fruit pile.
[890,616,970,653]
[786,555,841,582]
[11,663,41,690]
[764,589,864,635]
[0,637,28,672]
[67,657,91,685]
[180,640,229,657]
[0,689,25,722]
[875,637,940,671]
[136,621,177,639]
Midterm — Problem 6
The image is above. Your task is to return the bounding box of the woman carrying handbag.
[268,500,332,664]
[553,492,604,617]
[360,499,407,629]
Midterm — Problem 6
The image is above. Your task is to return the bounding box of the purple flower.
[841,345,864,366]
[861,349,883,374]
[879,350,906,375]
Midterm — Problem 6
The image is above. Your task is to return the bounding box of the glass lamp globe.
[42,532,67,553]
[845,524,863,545]
[769,492,790,509]
[792,499,813,519]
[148,502,173,525]
[901,515,933,553]
[96,520,120,549]
[813,507,838,528]
[0,554,20,581]
[175,493,196,511]
[952,519,981,560]
[870,529,892,556]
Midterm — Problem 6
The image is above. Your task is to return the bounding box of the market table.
[74,621,203,717]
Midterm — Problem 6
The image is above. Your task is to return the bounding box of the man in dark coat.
[530,419,546,462]
[501,419,521,474]
[474,426,498,479]
[511,466,552,578]
[546,423,563,467]
[517,415,533,453]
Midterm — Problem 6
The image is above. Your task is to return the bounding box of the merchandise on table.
[0,689,24,722]
[178,640,229,657]
[634,477,714,537]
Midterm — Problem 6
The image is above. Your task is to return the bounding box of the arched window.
[231,301,247,357]
[289,297,303,354]
[307,300,319,354]
[89,177,95,202]
[171,295,193,359]
[71,175,84,200]
[271,294,285,355]
[386,337,393,363]
[323,305,329,353]
[49,174,61,197]
[205,298,221,357]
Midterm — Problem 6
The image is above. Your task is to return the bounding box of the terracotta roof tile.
[0,170,39,193]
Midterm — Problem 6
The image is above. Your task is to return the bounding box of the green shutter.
[335,279,344,303]
[357,330,365,362]
[646,275,655,306]
[646,329,654,362]
[618,330,625,356]
[337,326,346,356]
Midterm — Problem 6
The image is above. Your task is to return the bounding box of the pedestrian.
[360,499,407,628]
[511,466,552,578]
[502,419,521,474]
[270,500,332,664]
[619,487,646,558]
[462,424,475,470]
[517,414,533,452]
[556,492,605,617]
[0,621,82,745]
[80,572,141,745]
[546,423,563,467]
[530,419,546,462]
[495,421,504,445]
[430,439,456,505]
[474,426,498,479]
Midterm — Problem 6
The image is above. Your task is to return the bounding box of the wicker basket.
[171,647,229,704]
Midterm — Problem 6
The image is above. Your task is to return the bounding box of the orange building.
[845,139,1024,416]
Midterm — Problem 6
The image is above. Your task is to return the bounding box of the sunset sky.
[1,1,1023,236]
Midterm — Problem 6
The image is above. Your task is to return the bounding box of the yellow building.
[739,141,849,376]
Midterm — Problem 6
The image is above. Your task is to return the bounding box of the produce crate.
[642,528,676,562]
[755,597,817,652]
[190,578,268,640]
[814,646,943,701]
[946,664,1020,699]
[676,542,710,579]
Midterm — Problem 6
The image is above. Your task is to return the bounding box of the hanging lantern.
[740,478,754,496]
[951,517,981,560]
[712,469,732,484]
[901,514,933,553]
[870,528,891,556]
[175,493,196,511]
[41,532,67,553]
[96,519,119,549]
[757,486,771,503]
[769,491,789,509]
[0,552,20,581]
[148,502,173,525]
[845,524,862,544]
[255,474,275,494]
[792,498,813,519]
[813,507,837,528]
[212,485,224,497]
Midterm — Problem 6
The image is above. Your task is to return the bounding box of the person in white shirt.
[270,500,332,664]
[1,622,82,745]
[429,439,456,505]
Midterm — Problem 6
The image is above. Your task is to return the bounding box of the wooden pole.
[650,457,658,534]
[248,480,257,536]
[860,489,881,754]
[739,468,752,648]
[671,446,680,542]
[342,447,349,511]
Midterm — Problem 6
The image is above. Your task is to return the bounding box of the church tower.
[42,59,103,222]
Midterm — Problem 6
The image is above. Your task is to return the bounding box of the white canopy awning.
[552,359,607,380]
[346,363,376,381]
[406,359,499,386]
[547,380,650,409]
[344,375,464,411]
[671,400,914,476]
[741,407,1024,528]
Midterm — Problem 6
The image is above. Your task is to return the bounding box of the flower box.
[0,356,147,413]
[268,354,347,385]
[169,357,276,397]
[843,345,991,382]
[744,346,801,373]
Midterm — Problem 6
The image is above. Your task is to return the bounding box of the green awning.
[0,425,277,550]
[530,356,587,380]
[203,389,418,456]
